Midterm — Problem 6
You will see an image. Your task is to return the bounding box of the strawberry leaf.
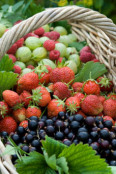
[59,143,112,174]
[111,166,116,174]
[0,71,18,98]
[15,151,49,174]
[56,157,69,174]
[0,54,14,71]
[74,61,107,82]
[41,136,67,157]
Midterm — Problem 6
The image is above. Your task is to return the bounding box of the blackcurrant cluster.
[1,112,116,166]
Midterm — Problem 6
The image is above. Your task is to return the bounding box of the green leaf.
[44,151,57,170]
[111,166,116,174]
[22,0,33,15]
[56,157,69,174]
[0,55,14,71]
[1,4,9,12]
[45,168,56,174]
[1,145,16,156]
[74,61,107,82]
[42,136,67,157]
[16,151,49,174]
[12,1,24,12]
[0,71,18,98]
[69,41,87,52]
[59,143,112,174]
[94,0,104,9]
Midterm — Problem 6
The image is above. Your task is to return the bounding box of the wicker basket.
[0,5,116,174]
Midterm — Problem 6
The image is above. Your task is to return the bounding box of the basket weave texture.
[0,5,116,174]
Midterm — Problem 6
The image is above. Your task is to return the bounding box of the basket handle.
[0,6,116,59]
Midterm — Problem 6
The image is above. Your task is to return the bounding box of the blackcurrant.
[17,126,25,135]
[112,139,116,149]
[70,121,80,131]
[58,112,66,120]
[45,119,53,126]
[74,114,84,123]
[38,121,45,129]
[109,160,116,166]
[103,120,113,129]
[85,117,95,126]
[12,134,20,144]
[29,116,38,122]
[100,129,110,140]
[0,131,8,138]
[22,145,29,153]
[31,139,41,148]
[28,120,38,130]
[63,139,71,146]
[25,134,34,143]
[90,131,98,141]
[46,126,55,136]
[55,132,64,140]
[67,132,75,140]
[78,132,89,143]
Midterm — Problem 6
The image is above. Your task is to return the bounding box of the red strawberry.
[43,40,55,51]
[0,116,17,134]
[80,46,91,54]
[49,31,60,41]
[48,83,54,92]
[3,90,21,107]
[0,101,9,120]
[19,120,28,128]
[20,91,32,107]
[83,80,100,95]
[13,65,22,74]
[74,92,85,102]
[53,82,71,100]
[81,95,103,115]
[35,65,52,85]
[98,96,106,104]
[65,97,80,114]
[26,106,41,118]
[32,86,51,107]
[103,116,115,125]
[34,27,45,36]
[50,67,74,85]
[15,38,24,48]
[8,54,16,63]
[23,33,39,40]
[18,72,39,91]
[92,59,99,62]
[108,93,116,100]
[13,107,26,122]
[49,50,60,60]
[72,82,83,92]
[96,76,114,92]
[103,99,116,119]
[80,52,95,63]
[56,57,63,64]
[27,65,35,69]
[7,43,17,55]
[47,99,65,118]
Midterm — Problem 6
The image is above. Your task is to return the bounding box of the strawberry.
[53,82,71,100]
[15,38,24,48]
[103,116,115,125]
[7,43,17,55]
[65,97,80,114]
[26,106,41,118]
[83,80,100,95]
[24,33,39,40]
[13,107,26,122]
[18,72,39,91]
[19,120,28,128]
[103,99,116,119]
[72,82,83,92]
[98,96,106,104]
[27,65,35,69]
[20,90,32,107]
[74,92,85,102]
[56,57,63,64]
[32,86,51,107]
[8,54,16,63]
[34,27,45,36]
[107,93,116,100]
[47,99,65,118]
[91,59,99,62]
[0,116,17,134]
[80,52,95,63]
[81,95,103,115]
[0,101,9,120]
[3,90,21,107]
[13,65,22,74]
[80,46,91,54]
[48,83,54,92]
[96,76,114,92]
[35,65,52,85]
[50,67,74,85]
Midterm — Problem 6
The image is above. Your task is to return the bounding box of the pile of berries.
[1,112,116,166]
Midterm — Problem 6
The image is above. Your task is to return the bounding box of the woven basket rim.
[0,5,116,174]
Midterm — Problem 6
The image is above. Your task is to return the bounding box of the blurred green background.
[0,0,115,27]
